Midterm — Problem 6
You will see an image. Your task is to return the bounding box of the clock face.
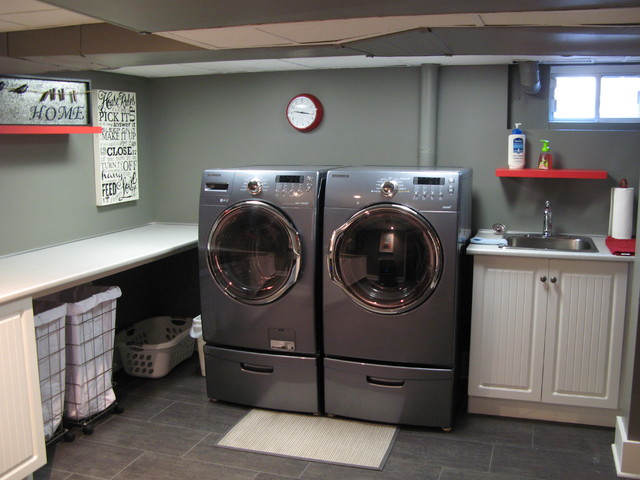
[286,94,323,132]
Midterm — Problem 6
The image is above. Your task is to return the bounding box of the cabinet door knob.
[540,276,547,282]
[550,276,557,283]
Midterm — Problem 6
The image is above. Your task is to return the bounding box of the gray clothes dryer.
[322,166,472,428]
[198,166,331,414]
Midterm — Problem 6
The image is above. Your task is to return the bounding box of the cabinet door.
[468,256,548,401]
[542,260,627,409]
[0,298,46,480]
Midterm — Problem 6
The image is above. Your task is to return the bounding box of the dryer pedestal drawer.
[205,346,319,414]
[324,358,455,427]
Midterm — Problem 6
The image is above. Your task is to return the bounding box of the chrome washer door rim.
[328,203,442,314]
[207,200,302,305]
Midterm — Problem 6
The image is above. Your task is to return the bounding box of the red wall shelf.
[495,168,608,179]
[0,125,102,134]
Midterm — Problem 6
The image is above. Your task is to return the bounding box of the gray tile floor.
[36,355,619,480]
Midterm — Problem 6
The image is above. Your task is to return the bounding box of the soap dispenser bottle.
[538,140,553,170]
[508,123,526,169]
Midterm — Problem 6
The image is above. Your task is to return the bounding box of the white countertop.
[467,229,634,263]
[0,223,198,304]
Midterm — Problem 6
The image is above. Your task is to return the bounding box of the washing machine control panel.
[371,174,459,208]
[412,175,457,201]
[274,174,314,198]
[237,174,317,204]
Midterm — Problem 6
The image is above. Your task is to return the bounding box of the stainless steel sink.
[504,234,598,252]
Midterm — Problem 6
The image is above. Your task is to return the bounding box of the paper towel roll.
[609,187,634,239]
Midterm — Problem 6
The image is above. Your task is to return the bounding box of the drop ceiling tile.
[4,9,100,29]
[0,53,70,73]
[25,54,110,70]
[159,27,296,49]
[258,14,481,44]
[434,26,640,56]
[0,18,27,31]
[347,29,447,56]
[0,0,54,15]
[110,63,218,77]
[192,58,313,72]
[482,8,640,26]
[281,55,407,69]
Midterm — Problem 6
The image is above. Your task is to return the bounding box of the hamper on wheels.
[52,285,122,422]
[32,301,67,441]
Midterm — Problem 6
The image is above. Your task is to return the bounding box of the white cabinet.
[469,256,627,411]
[0,298,46,480]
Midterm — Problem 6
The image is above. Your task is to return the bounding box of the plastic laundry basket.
[32,300,67,441]
[116,316,194,378]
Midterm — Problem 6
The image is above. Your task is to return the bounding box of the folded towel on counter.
[605,236,636,256]
[470,236,507,246]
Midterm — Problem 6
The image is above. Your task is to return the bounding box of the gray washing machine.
[322,166,472,428]
[199,166,331,414]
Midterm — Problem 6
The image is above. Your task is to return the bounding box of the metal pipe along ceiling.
[418,64,439,167]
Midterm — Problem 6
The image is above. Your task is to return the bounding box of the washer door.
[328,203,442,314]
[207,200,301,304]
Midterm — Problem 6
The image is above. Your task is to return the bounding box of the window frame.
[549,64,640,125]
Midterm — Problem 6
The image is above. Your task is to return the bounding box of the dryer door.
[207,200,301,305]
[328,203,442,314]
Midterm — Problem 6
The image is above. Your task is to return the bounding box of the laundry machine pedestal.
[205,346,320,414]
[324,358,455,428]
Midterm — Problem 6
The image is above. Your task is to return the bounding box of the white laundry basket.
[116,316,194,378]
[48,285,122,421]
[32,300,67,441]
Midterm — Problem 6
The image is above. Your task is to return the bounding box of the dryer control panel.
[201,168,328,208]
[324,168,470,212]
[372,174,459,209]
[236,173,317,206]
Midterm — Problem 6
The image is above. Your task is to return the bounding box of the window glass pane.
[552,76,596,120]
[600,76,640,119]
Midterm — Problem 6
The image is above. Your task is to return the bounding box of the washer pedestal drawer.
[324,358,455,428]
[205,345,319,414]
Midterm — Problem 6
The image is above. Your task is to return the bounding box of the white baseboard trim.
[467,396,617,427]
[613,416,640,478]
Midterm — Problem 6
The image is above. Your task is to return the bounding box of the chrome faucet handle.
[492,223,506,235]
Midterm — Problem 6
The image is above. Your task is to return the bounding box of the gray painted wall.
[1,65,639,256]
[149,67,422,223]
[0,72,153,256]
[149,64,640,236]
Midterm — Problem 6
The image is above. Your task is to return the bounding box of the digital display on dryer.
[276,175,304,183]
[413,177,444,185]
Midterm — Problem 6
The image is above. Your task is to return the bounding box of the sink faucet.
[543,201,552,237]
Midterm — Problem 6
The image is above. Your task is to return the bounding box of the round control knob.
[247,178,262,195]
[381,180,399,197]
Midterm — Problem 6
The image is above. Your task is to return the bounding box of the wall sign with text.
[93,90,139,206]
[0,76,91,125]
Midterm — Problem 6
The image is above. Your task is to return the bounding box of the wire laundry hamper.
[32,301,67,442]
[62,285,122,422]
[40,284,123,433]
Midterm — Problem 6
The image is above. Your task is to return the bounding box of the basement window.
[549,65,640,124]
